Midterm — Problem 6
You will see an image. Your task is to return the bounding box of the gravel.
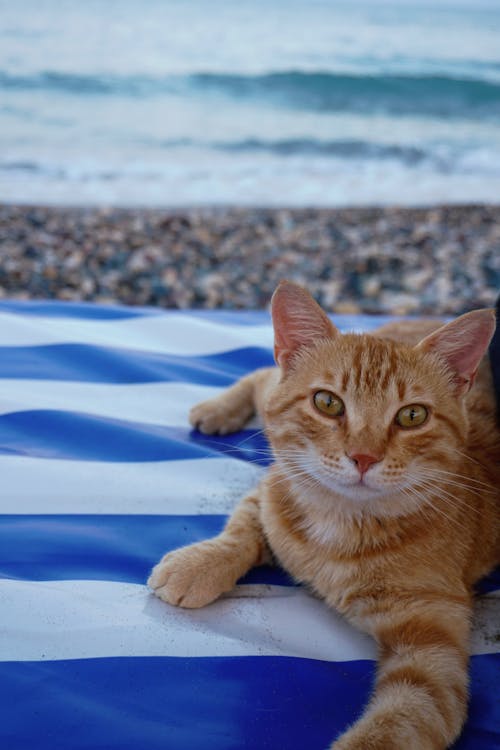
[0,203,499,315]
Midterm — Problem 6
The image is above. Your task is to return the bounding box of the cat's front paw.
[148,540,238,608]
[189,396,252,435]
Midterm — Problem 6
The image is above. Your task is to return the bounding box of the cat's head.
[265,281,496,518]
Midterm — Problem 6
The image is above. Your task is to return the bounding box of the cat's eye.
[313,390,345,417]
[395,404,428,428]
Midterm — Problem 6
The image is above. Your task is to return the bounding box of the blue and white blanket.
[0,301,498,750]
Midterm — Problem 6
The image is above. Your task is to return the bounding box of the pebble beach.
[0,203,499,316]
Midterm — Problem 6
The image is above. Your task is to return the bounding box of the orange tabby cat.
[149,281,500,750]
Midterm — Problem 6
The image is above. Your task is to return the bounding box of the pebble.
[0,204,498,315]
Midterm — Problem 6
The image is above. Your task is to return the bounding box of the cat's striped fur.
[149,281,500,749]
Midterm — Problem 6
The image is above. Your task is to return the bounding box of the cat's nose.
[348,453,381,476]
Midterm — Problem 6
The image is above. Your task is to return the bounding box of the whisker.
[189,435,276,466]
[406,475,479,526]
[414,473,486,499]
[400,486,433,521]
[413,473,482,507]
[448,447,482,467]
[420,467,494,490]
[235,428,269,447]
[268,471,320,509]
[403,484,468,533]
[266,467,316,491]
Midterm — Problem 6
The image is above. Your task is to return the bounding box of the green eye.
[396,404,428,428]
[313,390,345,417]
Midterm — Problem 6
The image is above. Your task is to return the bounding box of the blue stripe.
[0,515,293,587]
[184,309,271,326]
[187,310,408,331]
[476,568,500,595]
[0,301,269,324]
[0,300,399,331]
[0,299,160,320]
[0,655,497,750]
[0,344,274,384]
[0,410,270,463]
[0,513,495,592]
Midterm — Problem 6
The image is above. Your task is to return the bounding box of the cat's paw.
[189,396,252,435]
[148,540,237,608]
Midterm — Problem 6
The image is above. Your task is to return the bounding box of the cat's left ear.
[271,281,339,371]
[416,308,496,395]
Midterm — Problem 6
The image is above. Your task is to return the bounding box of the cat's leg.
[148,485,271,608]
[332,596,471,750]
[152,368,277,606]
[189,366,278,434]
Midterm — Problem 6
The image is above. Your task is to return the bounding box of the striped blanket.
[0,301,498,750]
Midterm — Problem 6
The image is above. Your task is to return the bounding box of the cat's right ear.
[271,281,338,371]
[416,308,496,396]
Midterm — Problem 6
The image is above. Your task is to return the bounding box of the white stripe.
[1,580,497,663]
[0,312,274,355]
[0,380,224,425]
[0,456,264,514]
[0,578,376,663]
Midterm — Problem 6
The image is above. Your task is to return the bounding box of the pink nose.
[349,453,380,476]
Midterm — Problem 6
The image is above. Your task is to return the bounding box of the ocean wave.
[0,71,173,96]
[193,71,500,119]
[215,138,426,163]
[3,138,500,179]
[2,69,500,119]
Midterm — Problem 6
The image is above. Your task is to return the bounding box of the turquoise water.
[1,0,500,206]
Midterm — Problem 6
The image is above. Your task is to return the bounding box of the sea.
[1,0,500,207]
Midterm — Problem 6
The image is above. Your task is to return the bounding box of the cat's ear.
[271,281,338,371]
[416,308,496,395]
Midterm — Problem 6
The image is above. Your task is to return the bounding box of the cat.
[148,280,500,750]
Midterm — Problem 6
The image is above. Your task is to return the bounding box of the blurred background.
[0,0,499,312]
[2,0,500,206]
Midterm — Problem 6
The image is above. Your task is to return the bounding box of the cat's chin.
[333,481,384,503]
[277,459,421,517]
[310,474,420,518]
[324,480,399,511]
[308,469,384,502]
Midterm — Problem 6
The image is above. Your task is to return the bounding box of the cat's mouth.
[279,453,406,506]
[311,466,386,501]
[312,472,423,518]
[281,456,423,517]
[333,476,384,500]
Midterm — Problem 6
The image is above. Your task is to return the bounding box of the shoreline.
[1,202,499,316]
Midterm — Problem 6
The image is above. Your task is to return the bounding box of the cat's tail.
[334,595,471,750]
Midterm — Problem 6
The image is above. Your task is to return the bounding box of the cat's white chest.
[261,495,358,610]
